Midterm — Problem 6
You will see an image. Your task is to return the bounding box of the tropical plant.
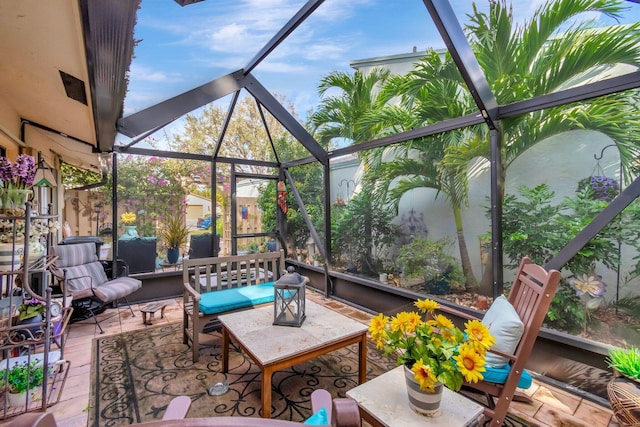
[331,190,400,275]
[158,213,189,250]
[369,298,495,392]
[0,360,45,393]
[365,0,640,295]
[606,346,640,380]
[310,68,391,274]
[396,237,465,292]
[498,184,640,332]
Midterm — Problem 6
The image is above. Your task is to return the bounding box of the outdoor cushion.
[198,282,276,315]
[53,242,99,268]
[482,295,524,367]
[93,277,142,302]
[304,407,329,425]
[60,261,110,299]
[483,363,533,389]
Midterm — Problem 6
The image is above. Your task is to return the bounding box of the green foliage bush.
[498,184,640,333]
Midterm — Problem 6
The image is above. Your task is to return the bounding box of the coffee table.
[219,300,368,418]
[347,366,485,427]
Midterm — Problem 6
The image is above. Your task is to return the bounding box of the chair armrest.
[332,398,361,427]
[183,281,202,303]
[66,274,94,289]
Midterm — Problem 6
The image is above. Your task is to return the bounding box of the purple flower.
[577,176,619,202]
[0,155,36,189]
[0,158,13,184]
[13,155,36,188]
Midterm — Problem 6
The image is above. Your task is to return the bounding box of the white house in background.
[185,193,212,228]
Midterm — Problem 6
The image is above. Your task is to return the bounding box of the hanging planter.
[576,176,619,202]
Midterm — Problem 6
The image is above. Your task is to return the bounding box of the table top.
[347,366,484,427]
[218,300,368,365]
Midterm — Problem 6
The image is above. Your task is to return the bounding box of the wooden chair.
[435,257,561,426]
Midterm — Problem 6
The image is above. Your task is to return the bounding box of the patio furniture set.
[8,247,558,426]
[178,252,561,426]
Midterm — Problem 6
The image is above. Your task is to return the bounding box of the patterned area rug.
[88,322,397,426]
[88,322,530,426]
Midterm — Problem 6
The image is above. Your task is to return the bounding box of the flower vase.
[166,247,179,264]
[7,388,40,407]
[2,189,32,215]
[120,225,138,240]
[404,365,443,417]
[7,390,27,408]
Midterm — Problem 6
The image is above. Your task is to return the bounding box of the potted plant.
[606,345,640,425]
[369,298,495,415]
[119,212,138,240]
[158,212,189,264]
[0,359,46,407]
[15,297,46,339]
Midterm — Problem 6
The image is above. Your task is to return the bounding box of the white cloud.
[129,64,180,83]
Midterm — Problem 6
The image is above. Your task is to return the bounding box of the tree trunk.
[453,204,478,291]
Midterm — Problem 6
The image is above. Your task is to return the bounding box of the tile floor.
[0,291,622,427]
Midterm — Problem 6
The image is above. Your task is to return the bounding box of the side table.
[139,302,168,325]
[346,366,484,427]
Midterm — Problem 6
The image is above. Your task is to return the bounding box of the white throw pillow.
[481,295,524,367]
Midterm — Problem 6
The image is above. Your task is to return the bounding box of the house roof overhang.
[0,0,138,170]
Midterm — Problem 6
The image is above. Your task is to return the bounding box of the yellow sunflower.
[411,360,437,392]
[415,298,439,313]
[432,314,454,330]
[464,319,495,350]
[368,313,388,342]
[390,311,421,333]
[454,343,486,383]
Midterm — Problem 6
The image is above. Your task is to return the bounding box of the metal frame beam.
[423,0,498,128]
[243,73,327,163]
[244,0,325,74]
[117,70,245,137]
[114,146,279,168]
[499,72,640,119]
[546,177,640,272]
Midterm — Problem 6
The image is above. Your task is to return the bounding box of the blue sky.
[121,0,640,144]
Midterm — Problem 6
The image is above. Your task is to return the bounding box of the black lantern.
[273,266,308,327]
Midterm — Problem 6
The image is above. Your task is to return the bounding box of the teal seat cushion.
[198,282,275,315]
[483,364,533,389]
[304,407,329,425]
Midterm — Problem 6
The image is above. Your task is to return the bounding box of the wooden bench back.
[183,250,285,294]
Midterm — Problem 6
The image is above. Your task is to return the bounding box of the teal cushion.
[483,364,533,389]
[198,282,275,315]
[304,407,329,425]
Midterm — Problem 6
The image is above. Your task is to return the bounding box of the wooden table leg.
[358,332,367,384]
[261,366,273,418]
[222,326,229,373]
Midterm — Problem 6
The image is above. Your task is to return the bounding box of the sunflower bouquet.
[369,298,495,392]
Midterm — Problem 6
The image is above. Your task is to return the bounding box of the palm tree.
[371,0,640,294]
[310,68,391,274]
[361,49,484,290]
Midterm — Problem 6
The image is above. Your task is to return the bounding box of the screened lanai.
[2,0,640,416]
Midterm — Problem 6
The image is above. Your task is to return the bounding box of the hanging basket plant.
[576,176,620,202]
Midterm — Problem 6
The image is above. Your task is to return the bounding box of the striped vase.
[404,365,443,417]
